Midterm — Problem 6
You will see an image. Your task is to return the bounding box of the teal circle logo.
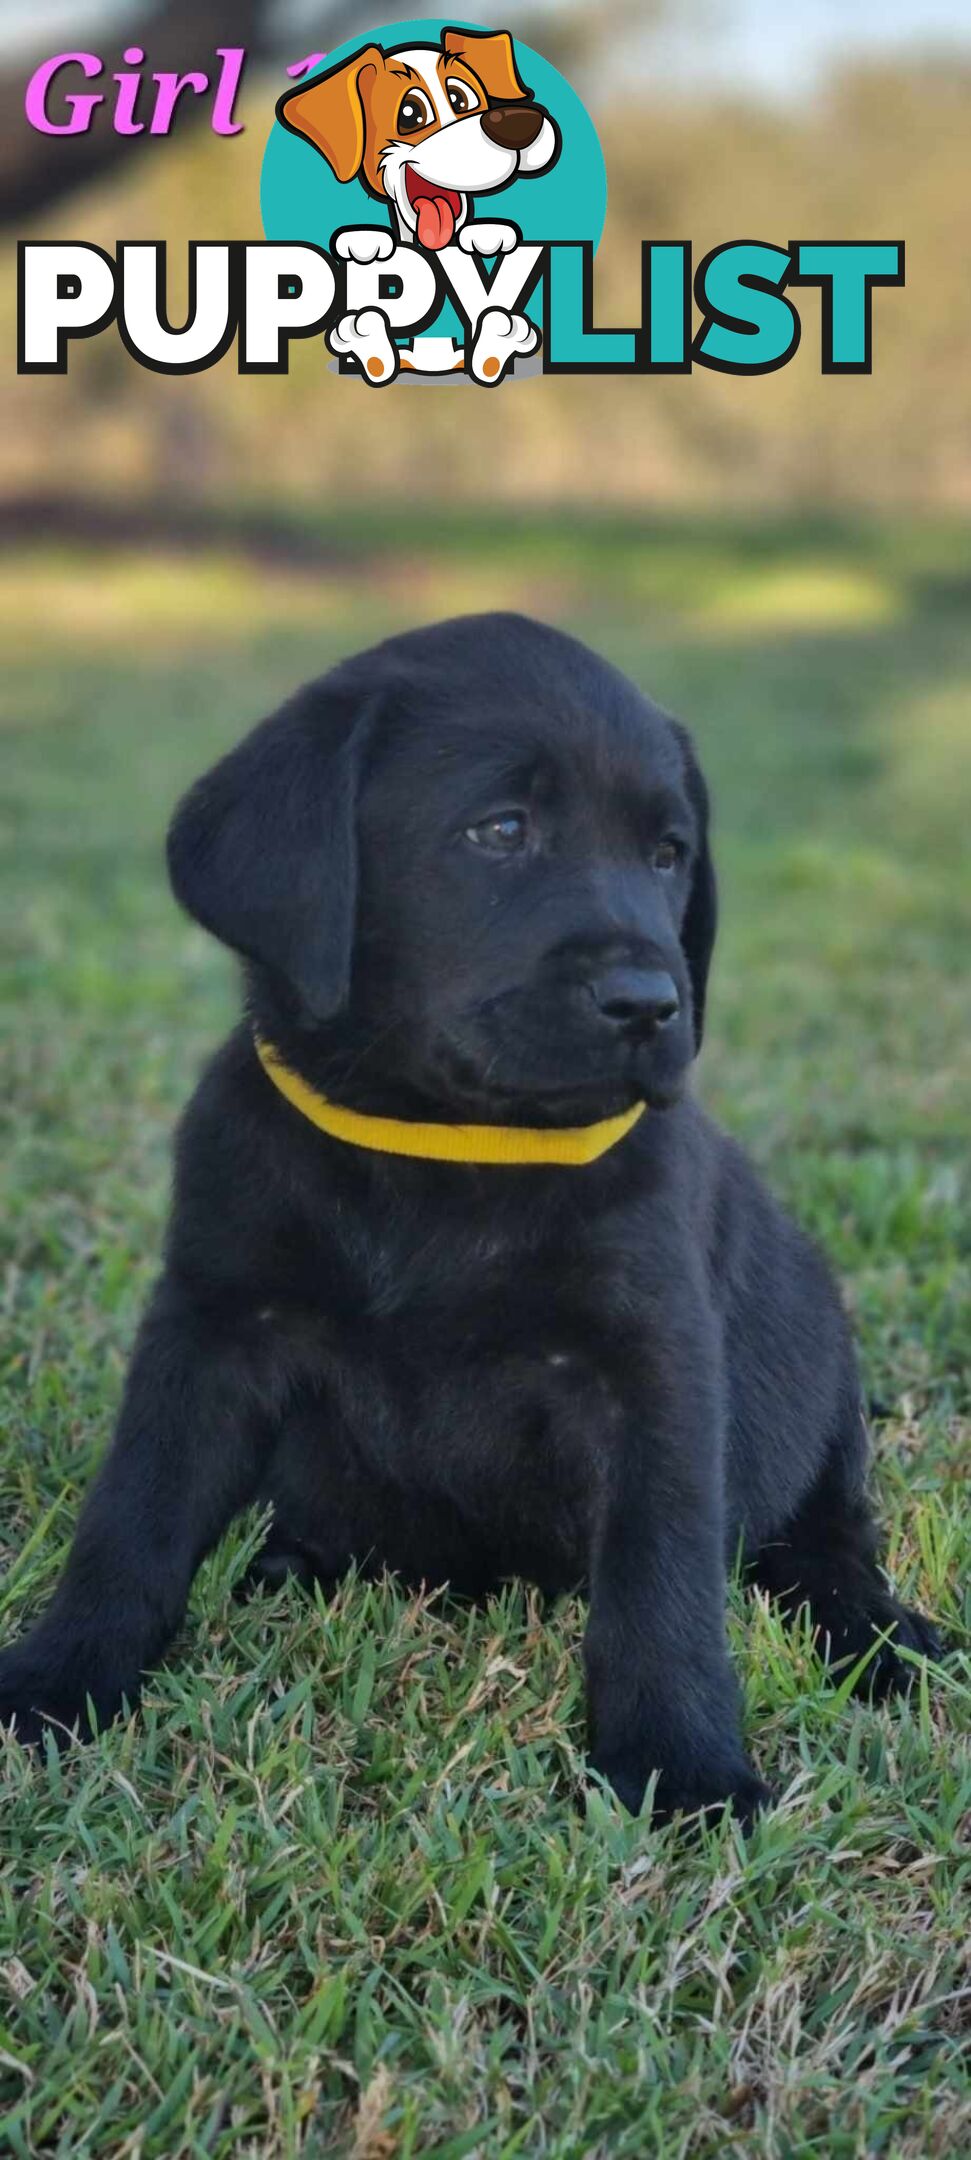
[260,17,606,380]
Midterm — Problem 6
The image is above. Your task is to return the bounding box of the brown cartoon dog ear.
[277,45,384,182]
[443,26,530,103]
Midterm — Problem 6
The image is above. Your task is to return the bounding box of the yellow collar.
[255,1037,646,1167]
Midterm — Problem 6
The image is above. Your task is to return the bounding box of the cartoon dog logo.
[277,25,560,383]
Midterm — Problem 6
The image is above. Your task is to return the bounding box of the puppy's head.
[168,615,716,1122]
[277,29,559,250]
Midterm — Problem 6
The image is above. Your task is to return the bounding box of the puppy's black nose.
[481,103,545,150]
[589,968,680,1034]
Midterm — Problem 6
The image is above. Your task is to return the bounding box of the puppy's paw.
[826,1595,943,1701]
[591,1745,771,1832]
[0,1642,136,1749]
[459,222,519,257]
[0,1660,88,1749]
[469,308,538,385]
[333,227,395,265]
[240,1546,322,1598]
[654,1766,773,1834]
[328,309,399,385]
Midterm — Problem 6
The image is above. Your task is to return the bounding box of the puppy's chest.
[330,1216,627,1474]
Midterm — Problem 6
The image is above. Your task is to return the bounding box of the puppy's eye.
[398,91,434,134]
[464,811,529,855]
[445,77,479,116]
[652,837,682,872]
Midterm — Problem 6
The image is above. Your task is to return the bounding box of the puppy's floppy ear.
[167,681,371,1022]
[673,724,717,1052]
[443,26,530,102]
[276,45,384,182]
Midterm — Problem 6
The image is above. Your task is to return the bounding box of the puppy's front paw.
[826,1595,943,1701]
[0,1641,136,1749]
[0,1658,87,1748]
[654,1765,773,1833]
[459,222,519,257]
[328,309,399,385]
[469,308,538,385]
[592,1744,771,1831]
[333,228,395,265]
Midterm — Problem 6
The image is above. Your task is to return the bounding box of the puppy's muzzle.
[481,103,547,151]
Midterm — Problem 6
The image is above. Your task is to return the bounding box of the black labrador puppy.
[0,613,939,1820]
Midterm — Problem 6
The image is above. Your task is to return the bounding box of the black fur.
[0,613,940,1820]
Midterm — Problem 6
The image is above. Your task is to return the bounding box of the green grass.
[1,517,969,2158]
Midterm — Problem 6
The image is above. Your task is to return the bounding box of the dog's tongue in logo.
[406,169,463,251]
[417,195,453,249]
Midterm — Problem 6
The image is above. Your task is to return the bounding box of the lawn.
[1,514,969,2158]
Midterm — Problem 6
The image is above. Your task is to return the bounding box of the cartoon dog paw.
[328,308,399,385]
[459,222,519,258]
[333,228,396,266]
[470,307,539,385]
